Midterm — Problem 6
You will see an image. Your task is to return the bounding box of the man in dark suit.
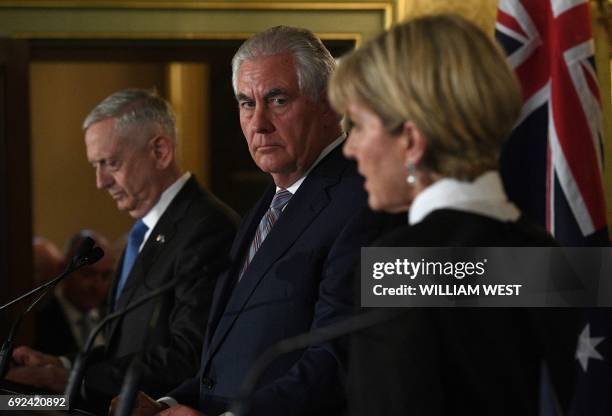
[8,89,239,408]
[34,230,115,356]
[120,26,400,416]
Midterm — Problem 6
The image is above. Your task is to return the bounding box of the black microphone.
[231,308,404,416]
[64,277,181,412]
[71,237,95,267]
[79,247,104,267]
[0,237,99,312]
[0,240,103,379]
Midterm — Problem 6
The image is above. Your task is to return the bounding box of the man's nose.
[96,168,112,189]
[252,105,274,134]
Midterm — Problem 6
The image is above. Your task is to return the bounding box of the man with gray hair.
[120,26,400,416]
[9,89,239,411]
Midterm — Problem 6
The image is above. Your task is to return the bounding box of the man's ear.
[150,135,174,169]
[402,121,427,166]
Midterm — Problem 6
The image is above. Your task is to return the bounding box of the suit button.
[201,376,214,389]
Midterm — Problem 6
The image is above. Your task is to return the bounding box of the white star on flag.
[576,324,605,372]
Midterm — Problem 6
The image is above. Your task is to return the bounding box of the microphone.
[79,247,104,267]
[71,237,95,267]
[0,237,99,312]
[64,277,181,411]
[231,308,404,416]
[0,239,103,379]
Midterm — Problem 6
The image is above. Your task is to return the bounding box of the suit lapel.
[205,186,275,343]
[105,177,198,349]
[205,147,347,361]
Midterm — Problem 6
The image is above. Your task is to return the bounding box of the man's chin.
[256,160,296,175]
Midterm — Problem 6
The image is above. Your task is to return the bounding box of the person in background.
[32,236,64,285]
[34,230,115,356]
[8,89,239,411]
[328,14,579,416]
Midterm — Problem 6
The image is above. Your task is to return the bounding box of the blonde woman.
[329,14,579,415]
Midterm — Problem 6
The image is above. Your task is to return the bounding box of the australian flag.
[495,0,610,414]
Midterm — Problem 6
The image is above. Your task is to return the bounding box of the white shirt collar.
[277,134,346,195]
[408,171,520,225]
[140,172,191,248]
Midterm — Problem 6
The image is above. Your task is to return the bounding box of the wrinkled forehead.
[236,53,299,95]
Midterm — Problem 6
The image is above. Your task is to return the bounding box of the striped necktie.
[239,188,292,281]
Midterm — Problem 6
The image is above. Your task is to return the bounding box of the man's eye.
[270,98,287,106]
[240,101,255,109]
[98,159,120,171]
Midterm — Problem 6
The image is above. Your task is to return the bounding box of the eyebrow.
[235,88,289,103]
[236,93,252,102]
[263,88,288,100]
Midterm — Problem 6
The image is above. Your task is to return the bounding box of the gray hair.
[82,88,177,144]
[231,26,336,102]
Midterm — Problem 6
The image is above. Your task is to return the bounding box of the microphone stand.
[0,288,59,379]
[0,237,97,312]
[115,297,165,416]
[65,277,180,412]
[0,246,103,379]
[231,308,404,416]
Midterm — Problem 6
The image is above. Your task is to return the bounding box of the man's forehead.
[237,54,298,91]
[85,132,124,162]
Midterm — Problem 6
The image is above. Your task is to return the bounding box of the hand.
[158,405,206,416]
[12,346,62,367]
[108,391,168,416]
[6,364,69,392]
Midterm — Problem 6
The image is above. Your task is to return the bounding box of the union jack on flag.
[495,0,608,245]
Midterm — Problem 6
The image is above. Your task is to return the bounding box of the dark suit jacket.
[348,209,580,416]
[169,146,402,416]
[82,176,239,406]
[34,296,80,356]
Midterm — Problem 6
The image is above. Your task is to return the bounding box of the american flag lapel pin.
[156,234,165,244]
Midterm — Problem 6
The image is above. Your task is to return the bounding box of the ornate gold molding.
[0,1,393,28]
[13,31,362,45]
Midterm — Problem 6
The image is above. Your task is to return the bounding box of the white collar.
[408,171,520,225]
[277,134,346,195]
[141,172,191,246]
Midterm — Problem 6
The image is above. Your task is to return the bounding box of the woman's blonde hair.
[329,14,522,180]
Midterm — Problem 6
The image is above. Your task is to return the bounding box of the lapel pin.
[156,234,165,244]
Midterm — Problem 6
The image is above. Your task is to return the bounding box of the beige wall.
[30,62,166,248]
[397,0,497,33]
[167,63,211,187]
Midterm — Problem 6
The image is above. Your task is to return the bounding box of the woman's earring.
[406,162,417,185]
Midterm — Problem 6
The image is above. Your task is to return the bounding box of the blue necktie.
[239,188,292,281]
[115,219,148,302]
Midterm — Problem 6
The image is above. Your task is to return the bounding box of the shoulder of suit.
[173,179,240,228]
